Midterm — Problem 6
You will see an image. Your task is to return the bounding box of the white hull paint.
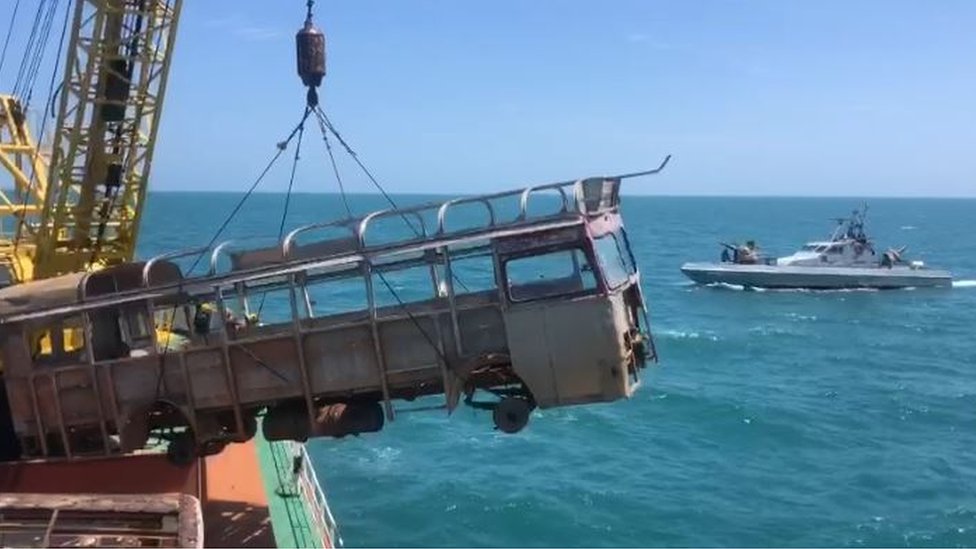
[680,262,953,289]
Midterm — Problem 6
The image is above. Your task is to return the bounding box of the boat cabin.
[0,172,660,464]
[775,238,877,267]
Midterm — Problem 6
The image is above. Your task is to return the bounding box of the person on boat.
[881,249,900,269]
[223,309,245,335]
[735,241,759,265]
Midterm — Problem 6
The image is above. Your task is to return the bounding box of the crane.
[1,5,343,546]
[0,0,182,285]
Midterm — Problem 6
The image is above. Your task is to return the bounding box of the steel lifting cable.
[0,0,23,84]
[11,0,71,255]
[185,108,312,276]
[21,0,60,108]
[312,110,352,218]
[12,0,46,96]
[13,0,60,106]
[311,106,474,294]
[307,107,467,363]
[277,108,310,243]
[255,106,310,318]
[152,109,312,404]
[373,268,451,367]
[313,106,422,235]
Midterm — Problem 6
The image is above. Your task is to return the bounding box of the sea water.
[139,194,976,547]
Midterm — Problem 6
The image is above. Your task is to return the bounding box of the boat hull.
[680,262,953,289]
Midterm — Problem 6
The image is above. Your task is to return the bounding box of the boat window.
[504,247,597,302]
[593,232,632,289]
[827,245,844,254]
[802,245,817,251]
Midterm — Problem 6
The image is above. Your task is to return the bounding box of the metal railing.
[289,440,342,548]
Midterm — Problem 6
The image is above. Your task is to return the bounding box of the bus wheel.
[492,397,532,434]
[166,432,197,467]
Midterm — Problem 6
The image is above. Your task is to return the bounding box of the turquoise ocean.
[139,193,976,547]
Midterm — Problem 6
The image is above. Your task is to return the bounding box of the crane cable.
[21,0,60,108]
[312,106,421,235]
[311,105,471,294]
[312,112,352,218]
[11,0,46,96]
[13,0,61,109]
[306,107,458,367]
[276,109,310,245]
[0,0,22,84]
[10,0,71,259]
[255,105,311,318]
[151,109,312,406]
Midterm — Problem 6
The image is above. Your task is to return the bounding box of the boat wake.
[703,282,764,292]
[701,282,885,294]
[953,279,976,289]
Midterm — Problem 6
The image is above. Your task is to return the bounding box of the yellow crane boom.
[0,0,182,284]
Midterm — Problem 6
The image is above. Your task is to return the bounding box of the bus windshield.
[593,231,634,289]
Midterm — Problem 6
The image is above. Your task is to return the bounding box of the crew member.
[881,250,897,268]
[193,302,214,336]
[736,241,759,264]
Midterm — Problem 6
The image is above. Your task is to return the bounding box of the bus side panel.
[185,349,232,409]
[230,338,303,404]
[305,325,381,394]
[0,330,36,438]
[456,306,508,358]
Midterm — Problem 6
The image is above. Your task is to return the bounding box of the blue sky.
[2,0,974,196]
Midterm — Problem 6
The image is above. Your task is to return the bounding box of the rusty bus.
[0,162,666,465]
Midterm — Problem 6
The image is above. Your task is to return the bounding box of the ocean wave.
[356,446,402,470]
[748,325,800,337]
[953,279,976,288]
[786,312,818,322]
[658,329,720,341]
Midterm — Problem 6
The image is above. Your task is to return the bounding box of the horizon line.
[1,187,973,200]
[143,189,976,200]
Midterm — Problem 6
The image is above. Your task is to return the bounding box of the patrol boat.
[681,207,953,289]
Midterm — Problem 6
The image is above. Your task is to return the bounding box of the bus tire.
[166,432,196,467]
[492,396,532,434]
